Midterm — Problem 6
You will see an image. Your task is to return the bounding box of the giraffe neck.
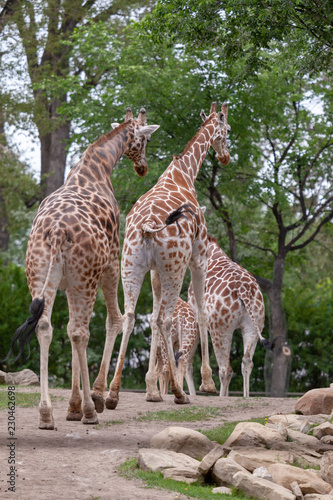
[171,119,218,185]
[69,124,134,185]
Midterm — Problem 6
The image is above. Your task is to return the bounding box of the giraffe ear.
[111,122,120,129]
[137,125,160,137]
[200,110,207,122]
[201,206,207,214]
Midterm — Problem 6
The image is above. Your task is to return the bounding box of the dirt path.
[0,387,297,500]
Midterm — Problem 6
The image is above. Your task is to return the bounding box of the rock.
[321,451,333,486]
[287,428,321,449]
[267,463,332,495]
[0,369,39,386]
[212,486,232,495]
[295,388,333,415]
[232,471,296,500]
[198,445,225,475]
[228,448,294,471]
[322,436,333,445]
[304,495,333,499]
[267,414,313,433]
[211,457,250,486]
[313,423,333,440]
[253,466,273,481]
[162,466,203,484]
[290,481,304,500]
[138,448,200,472]
[150,426,214,460]
[223,421,286,449]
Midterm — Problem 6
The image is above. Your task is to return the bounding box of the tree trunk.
[259,254,291,397]
[40,98,70,199]
[0,187,9,252]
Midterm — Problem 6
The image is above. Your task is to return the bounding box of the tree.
[142,0,333,75]
[0,0,153,199]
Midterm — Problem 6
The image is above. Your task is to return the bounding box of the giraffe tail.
[3,228,66,364]
[2,297,45,363]
[239,292,276,351]
[142,204,197,236]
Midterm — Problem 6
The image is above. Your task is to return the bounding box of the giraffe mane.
[207,234,219,246]
[86,121,131,152]
[177,114,215,158]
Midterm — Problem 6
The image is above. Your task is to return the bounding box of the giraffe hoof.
[146,391,163,402]
[82,413,99,425]
[91,392,105,414]
[105,395,119,410]
[174,394,190,405]
[199,383,218,394]
[38,420,55,430]
[66,411,83,421]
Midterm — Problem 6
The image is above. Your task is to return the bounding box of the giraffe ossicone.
[3,107,159,430]
[105,101,231,410]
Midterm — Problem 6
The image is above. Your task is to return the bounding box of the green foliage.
[0,390,61,410]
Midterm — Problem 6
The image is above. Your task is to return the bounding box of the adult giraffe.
[105,102,231,409]
[188,235,271,398]
[4,108,159,429]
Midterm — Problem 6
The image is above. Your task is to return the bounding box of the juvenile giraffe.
[156,297,198,395]
[188,235,269,398]
[105,102,231,409]
[4,108,159,429]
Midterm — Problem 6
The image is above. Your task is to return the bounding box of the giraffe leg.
[157,280,189,405]
[210,326,233,397]
[36,307,56,430]
[106,270,146,410]
[66,336,83,421]
[184,333,199,396]
[67,289,98,425]
[146,271,163,402]
[241,319,258,398]
[189,262,217,394]
[92,264,123,413]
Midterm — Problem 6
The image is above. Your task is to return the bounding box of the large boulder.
[267,463,332,495]
[0,369,39,386]
[138,448,200,472]
[162,466,203,484]
[150,426,214,460]
[295,388,333,415]
[228,448,294,472]
[211,457,250,486]
[320,451,333,487]
[313,423,333,440]
[223,421,286,449]
[232,471,296,500]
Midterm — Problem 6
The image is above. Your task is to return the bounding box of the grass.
[0,390,61,410]
[137,405,223,422]
[96,419,124,429]
[200,418,267,445]
[119,458,258,500]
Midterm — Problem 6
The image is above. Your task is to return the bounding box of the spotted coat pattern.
[106,102,231,409]
[25,108,159,429]
[188,235,266,398]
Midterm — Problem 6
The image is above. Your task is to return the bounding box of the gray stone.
[304,495,333,500]
[211,457,250,486]
[290,481,304,500]
[212,486,232,495]
[232,471,296,500]
[0,369,39,386]
[228,448,294,471]
[138,448,200,472]
[321,451,333,487]
[313,423,333,440]
[162,466,203,484]
[287,428,321,449]
[198,445,225,475]
[150,426,214,460]
[253,466,273,481]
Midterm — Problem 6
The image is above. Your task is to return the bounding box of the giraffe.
[188,235,270,398]
[3,108,159,429]
[104,101,231,410]
[156,297,198,396]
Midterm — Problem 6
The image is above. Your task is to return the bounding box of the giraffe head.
[112,107,159,177]
[201,102,231,165]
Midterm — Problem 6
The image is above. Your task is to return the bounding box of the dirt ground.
[0,386,297,500]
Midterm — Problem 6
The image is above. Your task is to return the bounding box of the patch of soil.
[0,387,297,500]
